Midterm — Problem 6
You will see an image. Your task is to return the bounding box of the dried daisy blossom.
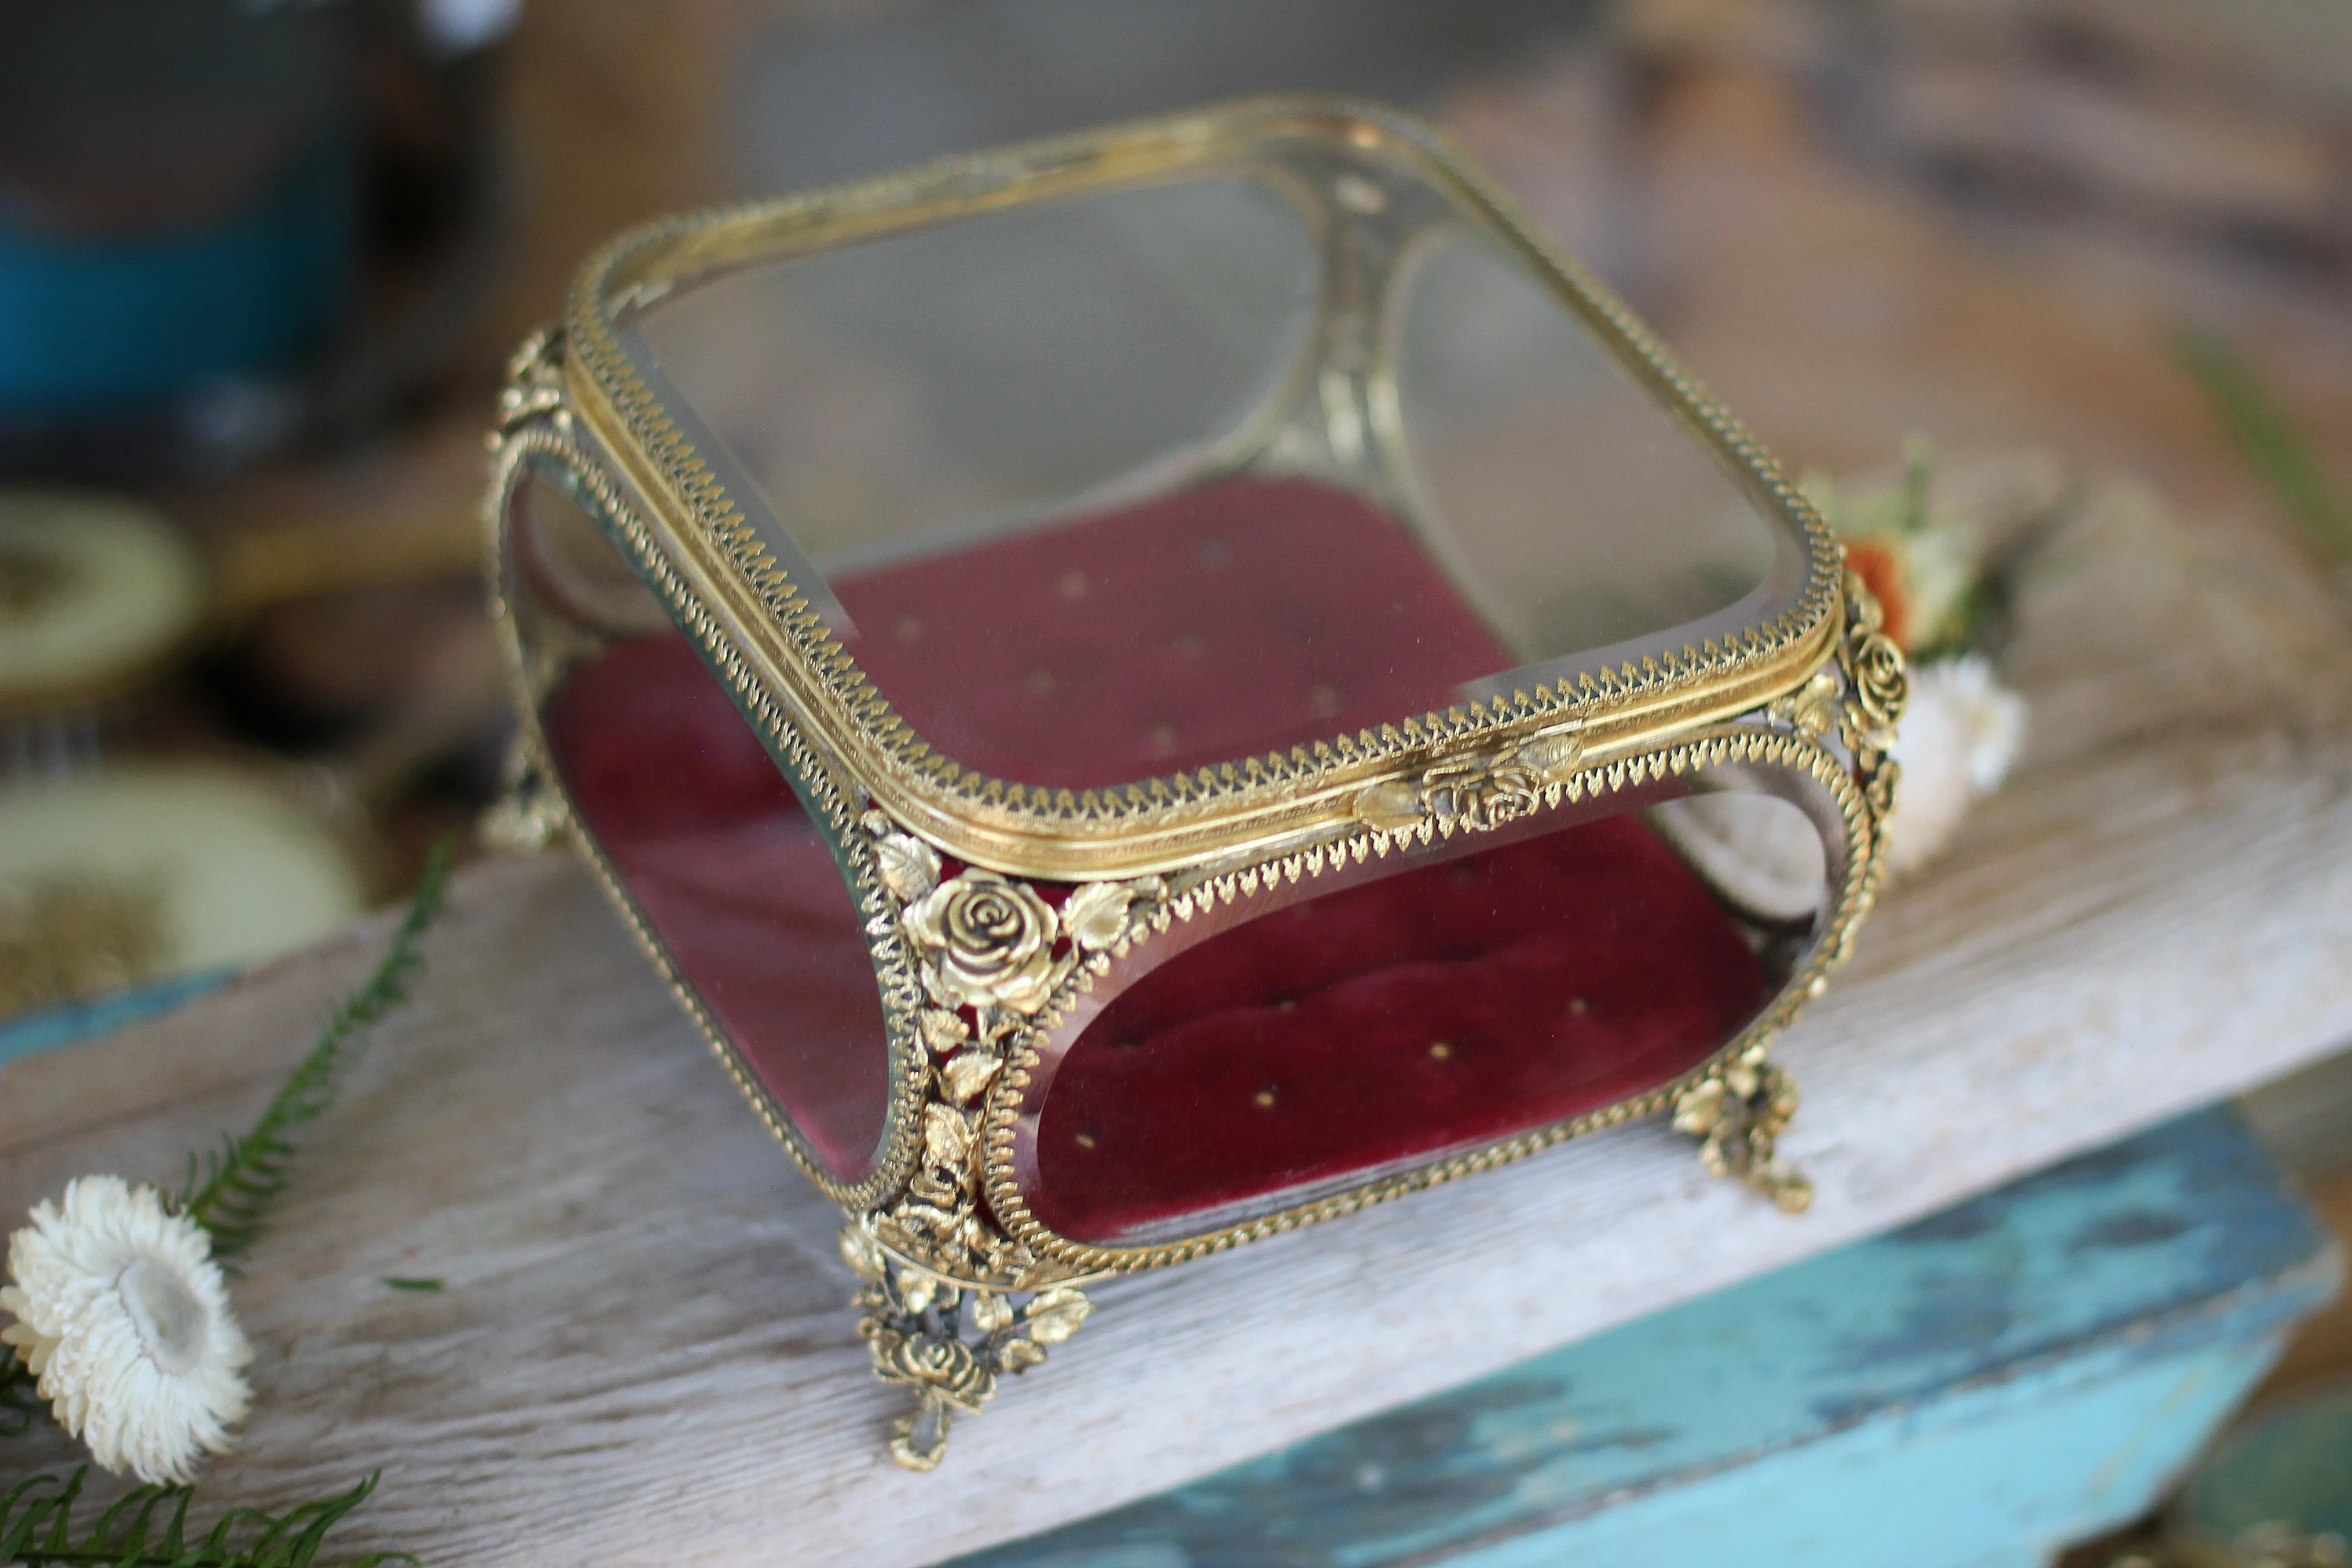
[2,1175,253,1484]
[1883,653,2029,877]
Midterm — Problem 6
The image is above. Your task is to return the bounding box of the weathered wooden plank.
[3,482,2351,1563]
[946,1108,2339,1568]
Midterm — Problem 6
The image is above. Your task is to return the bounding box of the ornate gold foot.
[1672,1044,1813,1213]
[840,1223,1093,1470]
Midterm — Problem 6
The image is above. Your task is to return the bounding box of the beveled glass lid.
[560,96,1842,878]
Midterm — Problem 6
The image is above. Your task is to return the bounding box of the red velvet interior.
[831,477,1510,787]
[1029,818,1765,1243]
[534,476,1774,1234]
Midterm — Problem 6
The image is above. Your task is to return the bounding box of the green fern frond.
[179,842,453,1261]
[0,1465,416,1567]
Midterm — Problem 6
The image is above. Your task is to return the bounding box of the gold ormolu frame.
[482,96,1906,1470]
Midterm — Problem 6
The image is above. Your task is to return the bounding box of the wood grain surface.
[5,475,2352,1564]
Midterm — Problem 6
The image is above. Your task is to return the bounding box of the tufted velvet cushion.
[1029,817,1763,1242]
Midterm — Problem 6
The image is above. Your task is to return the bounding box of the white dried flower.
[1,1175,253,1485]
[1883,654,2029,878]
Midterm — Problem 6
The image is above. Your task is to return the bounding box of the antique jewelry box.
[483,96,1906,1469]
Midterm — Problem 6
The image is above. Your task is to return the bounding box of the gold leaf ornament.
[1843,567,1886,635]
[1024,1288,1093,1345]
[1671,1077,1727,1137]
[918,1008,970,1055]
[939,1051,1003,1105]
[922,1103,975,1169]
[997,1337,1047,1372]
[970,1291,1014,1334]
[1774,670,1841,737]
[1061,876,1166,952]
[874,831,943,902]
[1514,731,1585,780]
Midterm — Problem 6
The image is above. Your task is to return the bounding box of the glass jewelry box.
[484,96,1906,1469]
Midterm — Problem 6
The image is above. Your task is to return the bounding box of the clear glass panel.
[1389,230,1779,665]
[619,144,1797,794]
[507,471,892,1184]
[1016,784,1837,1246]
[635,176,1320,578]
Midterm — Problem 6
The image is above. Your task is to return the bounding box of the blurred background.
[2,0,2350,1550]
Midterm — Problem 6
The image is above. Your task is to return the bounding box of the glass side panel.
[1389,230,1779,666]
[623,147,1793,794]
[1016,787,1834,1246]
[510,473,892,1184]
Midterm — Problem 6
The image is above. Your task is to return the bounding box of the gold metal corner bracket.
[844,807,1139,1470]
[1660,565,1910,1216]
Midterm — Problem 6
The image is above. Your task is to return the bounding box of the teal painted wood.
[951,1109,2337,1568]
[0,967,235,1067]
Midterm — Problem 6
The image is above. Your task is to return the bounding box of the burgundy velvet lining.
[542,634,892,1183]
[1028,817,1766,1243]
[534,476,1770,1238]
[832,476,1510,789]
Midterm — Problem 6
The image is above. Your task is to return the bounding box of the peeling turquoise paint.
[955,1110,2336,1568]
[0,966,234,1067]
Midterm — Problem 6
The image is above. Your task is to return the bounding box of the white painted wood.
[5,476,2351,1564]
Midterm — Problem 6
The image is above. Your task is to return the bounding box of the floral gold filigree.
[1849,634,1906,729]
[837,811,1117,1468]
[1672,1044,1811,1213]
[1769,670,1842,739]
[1352,779,1427,834]
[1352,730,1587,837]
[492,324,567,439]
[904,871,1064,1015]
[842,1220,1096,1471]
[1839,568,1910,757]
[1422,755,1542,832]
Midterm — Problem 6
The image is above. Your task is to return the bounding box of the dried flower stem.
[2174,323,2352,569]
[179,843,453,1261]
